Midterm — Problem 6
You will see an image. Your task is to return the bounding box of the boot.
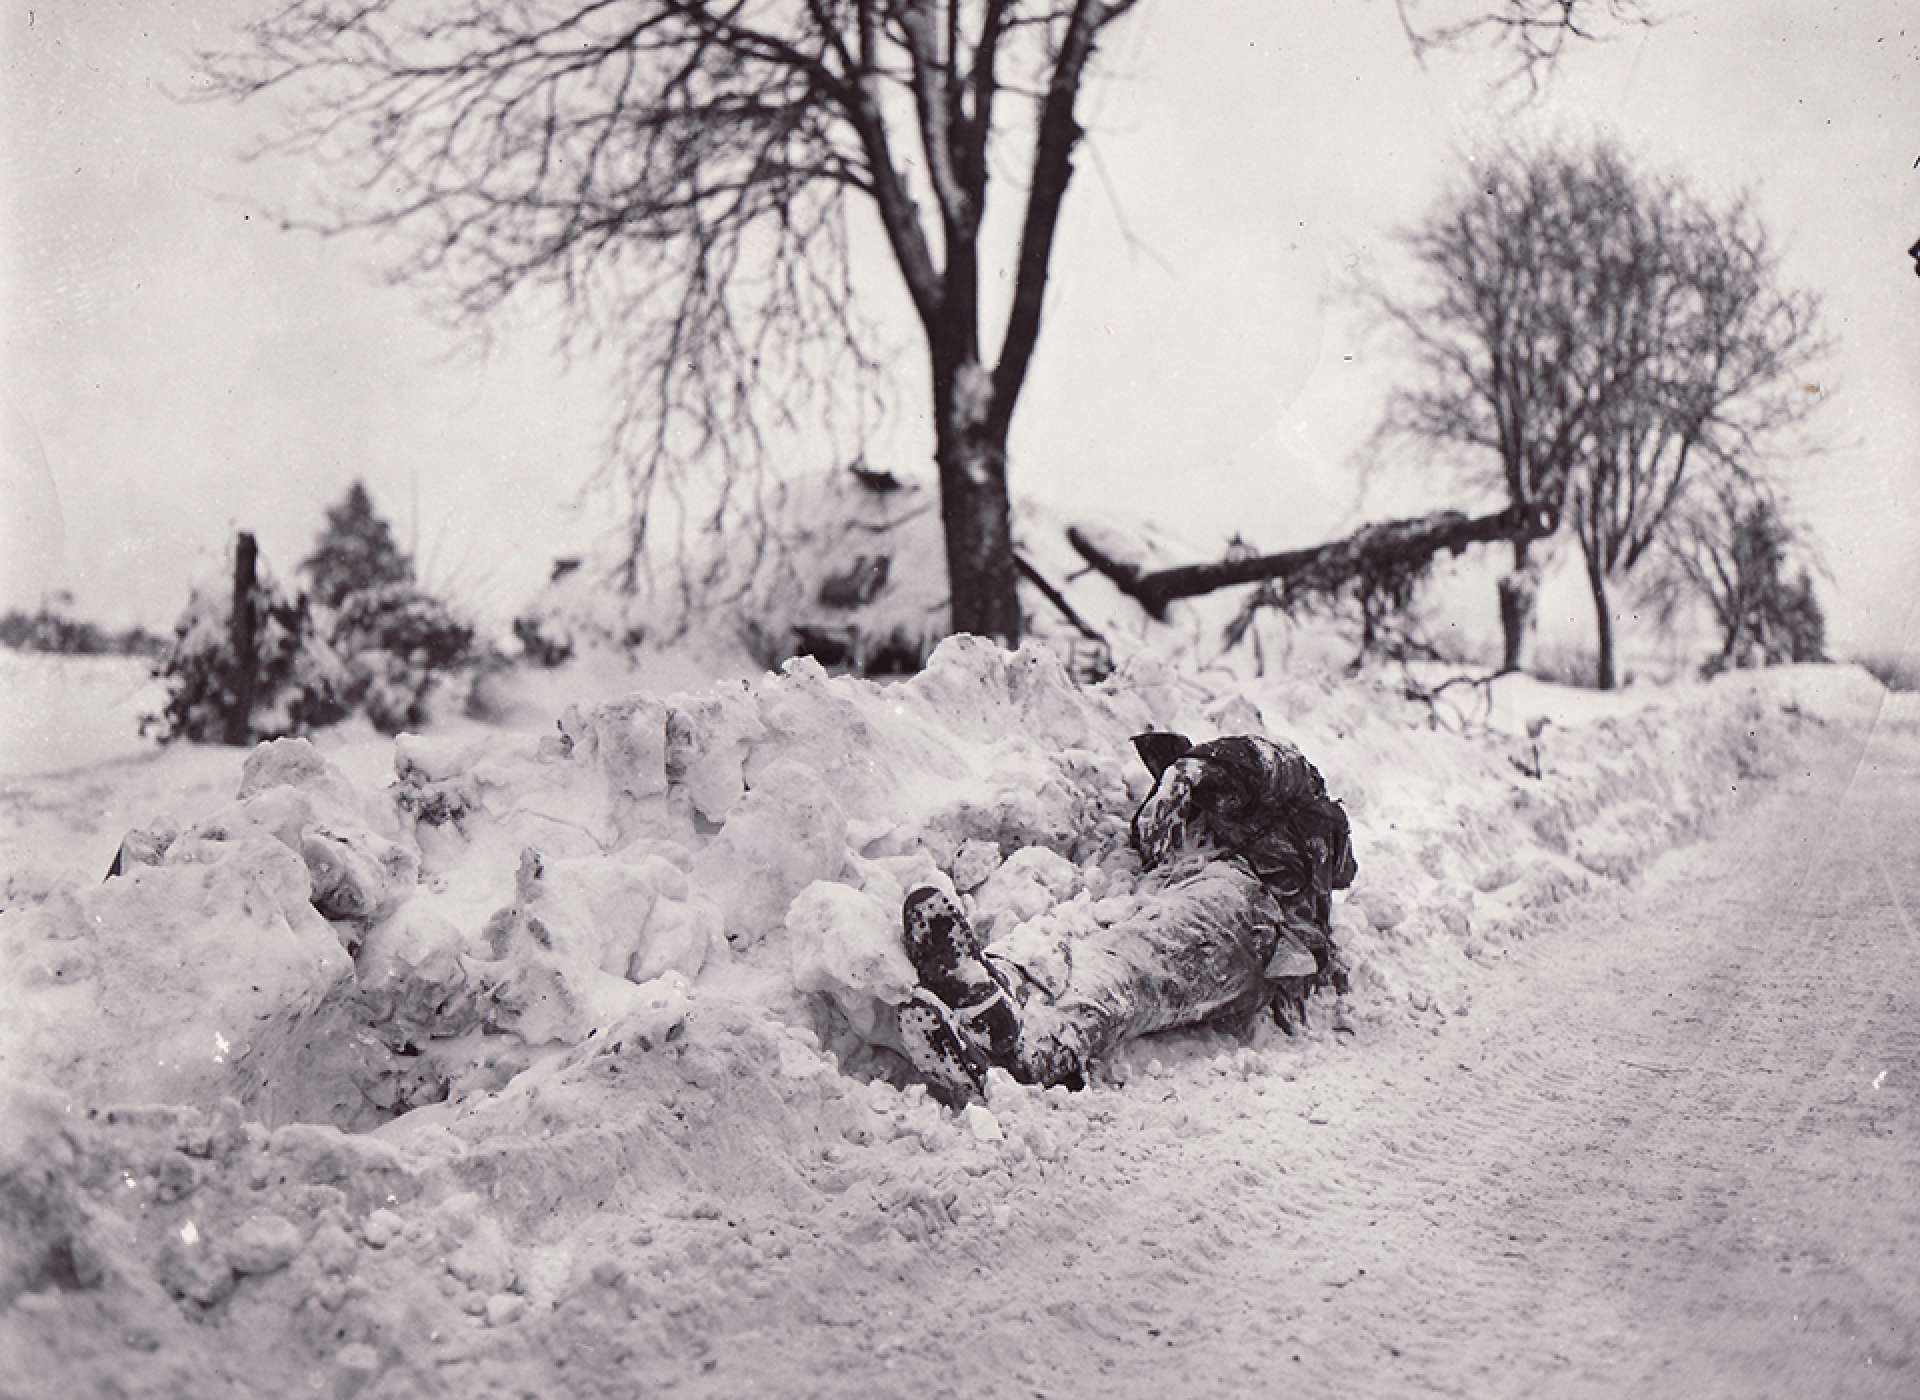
[896,990,987,1108]
[902,887,1021,1063]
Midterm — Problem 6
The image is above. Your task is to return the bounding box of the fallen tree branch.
[1015,551,1109,646]
[1400,665,1503,733]
[1068,502,1558,619]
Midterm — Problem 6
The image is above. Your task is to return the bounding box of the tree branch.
[990,0,1138,430]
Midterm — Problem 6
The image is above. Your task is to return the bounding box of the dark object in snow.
[790,622,926,675]
[1014,552,1113,681]
[103,824,177,882]
[549,557,583,584]
[849,461,906,494]
[513,613,575,668]
[226,532,262,746]
[904,888,1020,1062]
[1068,502,1557,620]
[1063,638,1115,685]
[897,991,987,1109]
[817,554,891,608]
[1131,731,1194,782]
[1132,733,1358,890]
[899,731,1356,1097]
[1126,730,1356,1027]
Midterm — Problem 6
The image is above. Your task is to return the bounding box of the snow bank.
[3,642,1884,1127]
[0,643,1889,1394]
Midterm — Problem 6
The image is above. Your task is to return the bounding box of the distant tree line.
[0,594,168,658]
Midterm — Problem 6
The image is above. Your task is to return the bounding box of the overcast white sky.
[4,1,1916,656]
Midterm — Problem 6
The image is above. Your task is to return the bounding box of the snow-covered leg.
[1006,861,1303,1078]
[1005,1011,1091,1091]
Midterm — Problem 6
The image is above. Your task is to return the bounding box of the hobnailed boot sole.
[897,990,986,1108]
[902,887,1021,1062]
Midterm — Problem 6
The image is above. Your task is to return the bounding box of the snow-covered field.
[1,641,1909,1398]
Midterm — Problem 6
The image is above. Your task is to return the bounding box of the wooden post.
[226,531,260,746]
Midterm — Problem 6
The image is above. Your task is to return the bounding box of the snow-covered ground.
[0,652,167,779]
[2,641,1910,1398]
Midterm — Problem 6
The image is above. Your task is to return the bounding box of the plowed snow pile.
[0,641,1885,1398]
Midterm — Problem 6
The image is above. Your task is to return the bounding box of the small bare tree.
[1643,476,1826,675]
[204,2,1656,647]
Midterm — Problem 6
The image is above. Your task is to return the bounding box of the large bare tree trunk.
[1583,545,1619,690]
[935,358,1021,644]
[1498,538,1540,674]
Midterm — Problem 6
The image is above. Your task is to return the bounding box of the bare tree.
[1368,139,1823,686]
[1642,473,1826,677]
[1364,142,1653,672]
[203,2,1656,647]
[1569,186,1825,688]
[1396,0,1652,88]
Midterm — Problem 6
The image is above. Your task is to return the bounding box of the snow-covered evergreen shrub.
[145,559,352,744]
[330,582,477,733]
[302,480,413,609]
[149,494,483,742]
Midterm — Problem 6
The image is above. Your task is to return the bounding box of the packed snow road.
[643,713,1920,1400]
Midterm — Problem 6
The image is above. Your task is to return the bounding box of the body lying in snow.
[897,731,1357,1105]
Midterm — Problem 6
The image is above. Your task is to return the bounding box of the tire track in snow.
[1225,718,1920,1400]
